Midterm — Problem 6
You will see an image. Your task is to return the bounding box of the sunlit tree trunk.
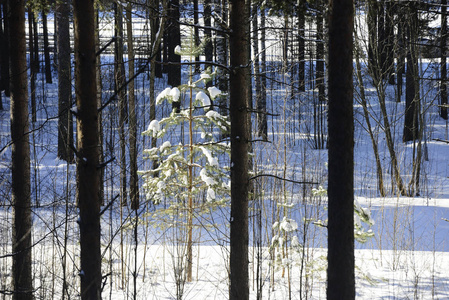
[73,0,102,297]
[327,0,355,298]
[8,0,33,298]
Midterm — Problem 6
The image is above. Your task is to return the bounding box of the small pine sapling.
[140,37,230,282]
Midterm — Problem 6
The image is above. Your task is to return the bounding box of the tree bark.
[193,0,200,73]
[8,0,33,298]
[403,5,420,143]
[204,0,213,63]
[73,0,102,298]
[297,0,305,92]
[215,0,229,116]
[316,2,325,103]
[367,0,377,75]
[28,7,37,123]
[114,0,128,206]
[252,4,266,140]
[385,2,394,84]
[126,3,139,210]
[396,12,405,102]
[0,0,10,98]
[56,0,74,163]
[441,0,448,120]
[327,0,355,298]
[95,7,104,205]
[229,0,250,299]
[167,0,181,113]
[42,5,53,84]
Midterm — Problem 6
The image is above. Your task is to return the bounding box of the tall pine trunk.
[204,0,213,63]
[252,4,266,140]
[9,0,33,298]
[403,5,420,143]
[215,0,228,116]
[28,7,37,123]
[56,0,74,163]
[297,0,305,92]
[327,0,355,298]
[114,1,128,206]
[73,0,102,298]
[42,5,53,84]
[167,0,181,105]
[0,0,10,98]
[126,3,139,210]
[441,0,448,120]
[229,0,250,299]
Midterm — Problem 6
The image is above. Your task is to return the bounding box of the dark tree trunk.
[229,0,250,299]
[56,0,74,163]
[0,6,2,110]
[441,0,448,120]
[316,3,325,103]
[28,8,37,123]
[114,0,128,206]
[367,0,377,75]
[327,0,355,298]
[253,4,266,140]
[162,27,168,74]
[297,0,305,92]
[385,2,395,84]
[194,0,200,73]
[215,0,229,116]
[396,12,405,102]
[377,1,386,80]
[126,3,139,210]
[259,8,267,136]
[204,0,213,63]
[95,8,104,204]
[404,5,420,143]
[42,7,53,84]
[0,0,10,98]
[282,14,288,71]
[73,0,102,298]
[167,0,181,112]
[8,0,33,299]
[150,0,163,78]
